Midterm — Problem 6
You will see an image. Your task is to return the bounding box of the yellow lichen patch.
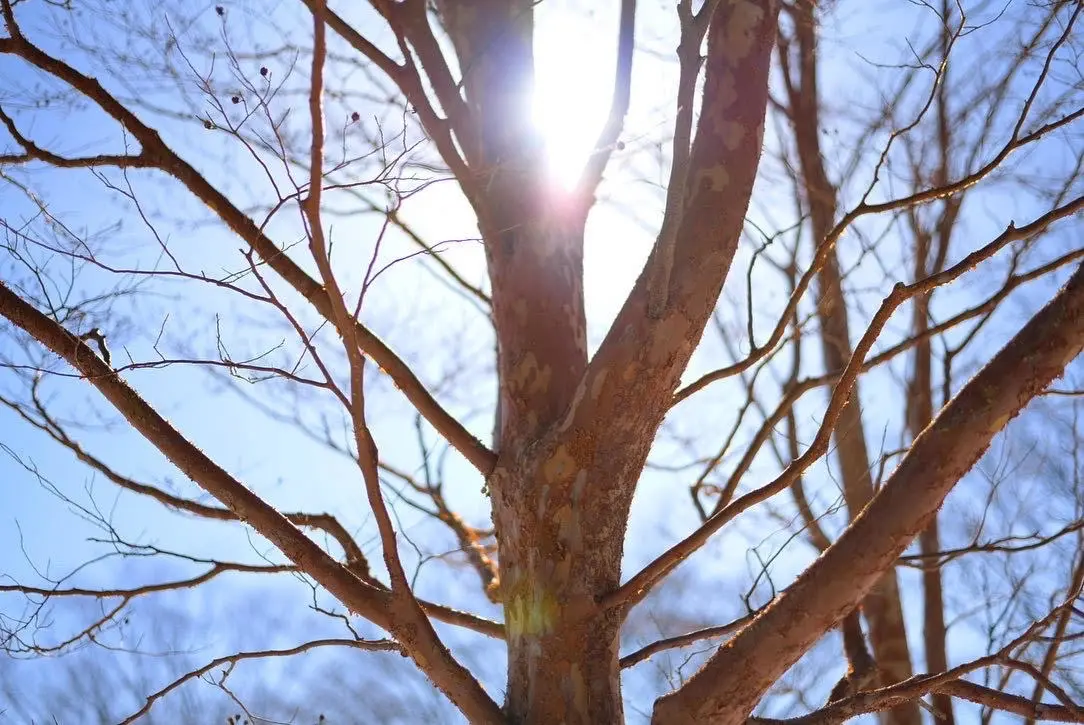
[721,0,767,63]
[542,444,577,482]
[506,588,558,640]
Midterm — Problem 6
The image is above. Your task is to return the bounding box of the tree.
[1,0,1083,723]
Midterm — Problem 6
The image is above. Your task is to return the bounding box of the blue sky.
[2,0,1083,722]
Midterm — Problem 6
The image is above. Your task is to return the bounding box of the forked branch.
[608,196,1084,614]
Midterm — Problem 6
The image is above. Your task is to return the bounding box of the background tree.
[1,0,1083,723]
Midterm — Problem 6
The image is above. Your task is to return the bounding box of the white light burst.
[532,4,616,189]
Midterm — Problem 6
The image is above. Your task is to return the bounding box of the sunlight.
[533,5,617,189]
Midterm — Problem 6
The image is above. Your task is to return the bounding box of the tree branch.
[651,256,1084,722]
[619,611,755,669]
[939,681,1084,723]
[0,279,398,622]
[119,637,401,724]
[298,7,501,720]
[0,27,496,476]
[607,196,1084,614]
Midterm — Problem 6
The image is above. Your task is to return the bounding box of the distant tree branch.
[119,637,402,724]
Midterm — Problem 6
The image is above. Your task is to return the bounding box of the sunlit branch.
[652,250,1084,721]
[562,0,779,470]
[644,0,704,318]
[305,0,402,605]
[745,596,1084,724]
[728,550,1084,719]
[674,3,1082,405]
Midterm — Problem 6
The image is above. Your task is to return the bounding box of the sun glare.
[533,6,617,189]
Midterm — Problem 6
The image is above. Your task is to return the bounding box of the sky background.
[1,0,1082,722]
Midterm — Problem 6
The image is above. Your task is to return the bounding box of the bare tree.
[1,0,1083,723]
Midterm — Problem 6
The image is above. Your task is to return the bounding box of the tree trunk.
[435,1,778,720]
[784,6,919,721]
[818,254,918,725]
[491,457,630,723]
[910,236,954,724]
[913,6,960,715]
